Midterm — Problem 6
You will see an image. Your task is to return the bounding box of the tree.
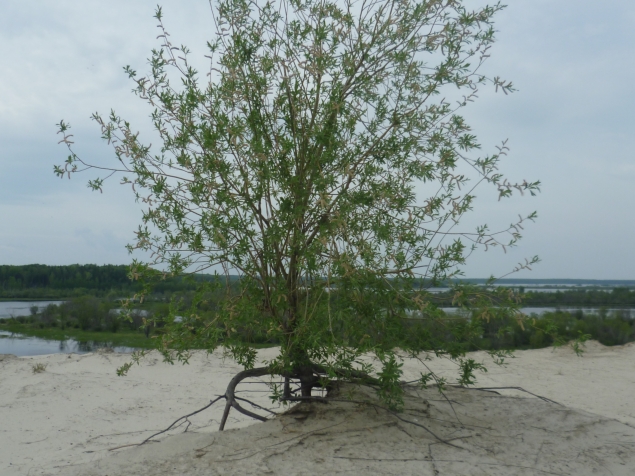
[56,0,539,416]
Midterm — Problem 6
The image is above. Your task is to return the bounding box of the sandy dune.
[1,341,634,475]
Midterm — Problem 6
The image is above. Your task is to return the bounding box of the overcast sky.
[1,0,634,279]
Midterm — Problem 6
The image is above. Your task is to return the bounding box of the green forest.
[0,264,216,298]
[3,264,635,306]
[430,287,635,308]
[521,287,635,307]
[0,264,135,291]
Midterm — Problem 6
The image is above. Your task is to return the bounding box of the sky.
[1,0,634,279]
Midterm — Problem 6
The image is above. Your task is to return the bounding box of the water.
[519,307,635,317]
[110,308,149,317]
[429,287,620,294]
[0,331,137,357]
[0,301,65,318]
[442,307,635,318]
[2,297,631,356]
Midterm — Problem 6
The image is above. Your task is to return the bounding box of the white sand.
[1,341,634,475]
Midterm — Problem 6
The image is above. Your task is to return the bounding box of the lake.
[518,307,634,317]
[0,331,137,357]
[446,307,635,317]
[428,286,627,294]
[421,307,635,318]
[2,302,632,357]
[0,301,65,318]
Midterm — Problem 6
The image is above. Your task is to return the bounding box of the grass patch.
[31,363,47,373]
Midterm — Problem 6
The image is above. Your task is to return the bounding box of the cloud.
[1,0,634,278]
[0,189,144,265]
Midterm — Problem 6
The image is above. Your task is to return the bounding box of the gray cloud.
[1,0,633,278]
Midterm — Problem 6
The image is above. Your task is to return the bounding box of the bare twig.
[140,395,227,445]
[108,396,226,451]
[234,395,279,416]
[458,386,562,406]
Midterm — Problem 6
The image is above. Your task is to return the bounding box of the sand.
[1,341,634,475]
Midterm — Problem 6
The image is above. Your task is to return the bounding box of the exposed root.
[217,363,461,448]
[458,386,563,406]
[234,395,279,416]
[219,367,272,431]
[139,395,226,445]
[108,395,226,451]
[109,362,467,452]
[280,394,462,448]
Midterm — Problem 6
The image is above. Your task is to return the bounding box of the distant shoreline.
[455,278,635,286]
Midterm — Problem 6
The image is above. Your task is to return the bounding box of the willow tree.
[56,0,538,413]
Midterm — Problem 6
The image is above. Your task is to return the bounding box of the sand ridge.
[1,341,634,475]
[55,383,635,475]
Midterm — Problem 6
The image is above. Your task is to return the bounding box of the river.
[2,301,632,357]
[0,331,137,357]
[0,301,65,319]
[442,307,635,318]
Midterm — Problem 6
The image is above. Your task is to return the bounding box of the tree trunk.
[298,366,315,397]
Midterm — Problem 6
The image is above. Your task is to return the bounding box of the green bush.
[3,295,633,352]
[396,309,635,353]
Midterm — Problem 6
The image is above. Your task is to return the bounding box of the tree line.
[3,264,634,308]
[0,264,220,298]
[520,287,635,307]
[422,287,635,308]
[0,264,136,291]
